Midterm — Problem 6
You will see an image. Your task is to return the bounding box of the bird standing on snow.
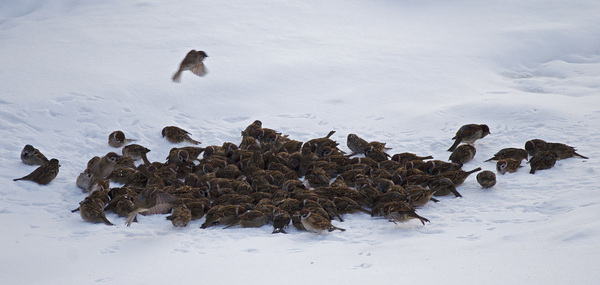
[447,124,490,152]
[20,144,49,166]
[14,158,60,185]
[172,50,208,83]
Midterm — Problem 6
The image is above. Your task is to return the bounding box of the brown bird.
[162,126,201,145]
[122,144,152,165]
[272,208,291,234]
[14,158,60,185]
[484,147,528,162]
[379,201,430,225]
[347,133,371,155]
[300,210,345,233]
[88,152,119,186]
[449,144,476,166]
[172,50,208,83]
[76,169,92,190]
[391,152,433,166]
[448,124,490,151]
[529,151,558,174]
[108,130,136,148]
[166,204,193,227]
[496,158,522,174]
[241,120,262,137]
[476,170,496,189]
[78,196,113,226]
[525,139,587,160]
[20,144,49,166]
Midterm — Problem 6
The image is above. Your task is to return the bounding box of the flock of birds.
[14,121,588,234]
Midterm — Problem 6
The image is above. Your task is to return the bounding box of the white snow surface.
[1,0,600,284]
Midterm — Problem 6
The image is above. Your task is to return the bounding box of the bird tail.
[172,70,182,83]
[447,139,461,152]
[186,138,201,145]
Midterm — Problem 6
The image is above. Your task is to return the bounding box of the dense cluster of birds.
[14,121,588,233]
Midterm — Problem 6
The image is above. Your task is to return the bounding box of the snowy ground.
[1,0,600,284]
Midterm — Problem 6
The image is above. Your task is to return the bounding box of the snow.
[1,0,600,283]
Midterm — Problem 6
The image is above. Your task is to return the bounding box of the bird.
[88,152,119,183]
[476,170,496,188]
[346,133,371,155]
[529,151,558,174]
[449,144,476,166]
[108,130,136,148]
[524,139,548,157]
[379,201,430,225]
[78,196,113,226]
[76,169,92,191]
[122,144,151,165]
[484,147,528,162]
[225,209,269,229]
[391,152,433,166]
[14,158,60,185]
[166,204,193,227]
[496,158,522,174]
[299,210,345,233]
[428,177,462,197]
[447,124,490,151]
[525,139,587,160]
[162,126,201,145]
[125,188,178,227]
[172,50,208,83]
[547,143,588,160]
[272,208,291,234]
[20,144,49,166]
[241,120,263,137]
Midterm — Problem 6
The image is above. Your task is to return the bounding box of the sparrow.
[546,142,588,160]
[476,170,496,189]
[162,126,201,145]
[241,120,262,137]
[76,169,92,190]
[122,144,152,165]
[78,196,113,226]
[332,197,372,215]
[272,208,291,234]
[14,158,60,185]
[172,50,208,83]
[88,152,119,184]
[391,152,433,166]
[529,151,558,174]
[201,204,246,229]
[484,147,528,162]
[108,130,136,148]
[436,167,482,187]
[525,139,587,160]
[379,201,430,225]
[346,133,371,155]
[449,144,476,166]
[524,139,549,157]
[166,204,193,227]
[447,124,490,152]
[20,144,49,165]
[224,209,269,229]
[496,158,522,174]
[300,210,345,233]
[125,188,178,226]
[428,177,462,197]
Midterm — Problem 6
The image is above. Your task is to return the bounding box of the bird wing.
[191,63,207,77]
